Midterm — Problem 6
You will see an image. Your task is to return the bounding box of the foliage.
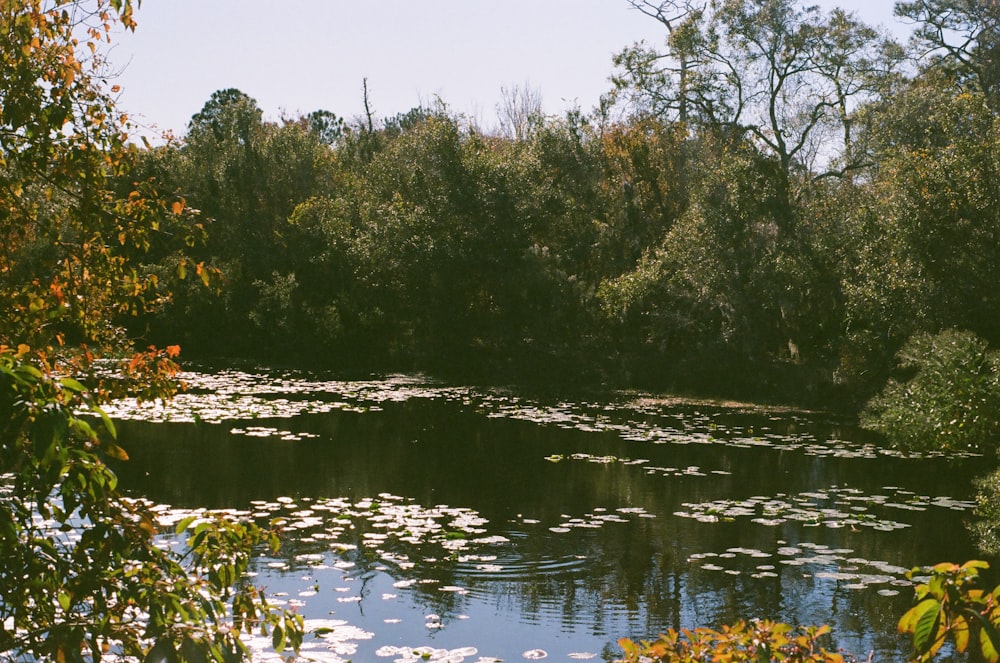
[860,330,1000,453]
[617,560,1000,663]
[848,76,1000,342]
[970,469,1000,556]
[132,88,339,358]
[613,0,900,209]
[897,561,1000,663]
[617,620,847,662]
[107,1,1000,407]
[0,2,302,661]
[0,346,304,662]
[896,0,1000,112]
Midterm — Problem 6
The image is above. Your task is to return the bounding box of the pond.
[104,368,988,663]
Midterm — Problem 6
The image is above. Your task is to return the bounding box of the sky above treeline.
[109,1,911,140]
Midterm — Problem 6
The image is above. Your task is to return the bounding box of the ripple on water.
[455,552,589,581]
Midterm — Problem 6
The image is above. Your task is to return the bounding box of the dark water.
[106,369,987,663]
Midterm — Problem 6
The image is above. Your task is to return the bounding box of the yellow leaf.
[103,441,129,461]
[196,261,210,286]
[953,615,969,653]
[983,626,1000,663]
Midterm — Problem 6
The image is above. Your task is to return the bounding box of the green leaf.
[912,598,942,654]
[91,405,117,439]
[59,377,87,392]
[272,625,285,652]
[175,515,197,534]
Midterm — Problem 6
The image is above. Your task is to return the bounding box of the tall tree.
[616,1,706,124]
[896,0,1000,111]
[614,0,900,226]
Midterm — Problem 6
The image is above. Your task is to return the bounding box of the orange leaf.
[165,345,181,358]
[103,441,129,461]
[171,199,185,215]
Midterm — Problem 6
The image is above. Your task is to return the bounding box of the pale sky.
[108,1,910,140]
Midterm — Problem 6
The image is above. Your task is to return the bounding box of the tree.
[495,81,544,140]
[144,90,339,358]
[838,71,1000,392]
[616,1,706,125]
[0,3,302,661]
[304,109,346,145]
[896,0,1000,112]
[613,0,900,227]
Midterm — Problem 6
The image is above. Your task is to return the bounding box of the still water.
[105,369,986,662]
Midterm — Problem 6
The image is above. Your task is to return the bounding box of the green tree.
[896,0,1000,112]
[614,0,899,228]
[838,71,1000,394]
[0,3,302,661]
[596,129,833,394]
[304,108,346,145]
[136,90,339,358]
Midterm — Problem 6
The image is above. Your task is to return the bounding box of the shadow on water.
[109,376,989,661]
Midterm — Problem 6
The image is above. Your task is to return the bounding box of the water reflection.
[109,371,987,661]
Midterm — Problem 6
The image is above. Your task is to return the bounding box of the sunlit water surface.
[103,369,987,662]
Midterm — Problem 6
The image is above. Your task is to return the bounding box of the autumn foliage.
[0,2,301,661]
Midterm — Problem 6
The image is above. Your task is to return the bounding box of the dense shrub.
[971,469,1000,555]
[860,329,1000,453]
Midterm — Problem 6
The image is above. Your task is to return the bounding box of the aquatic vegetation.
[94,369,985,659]
[374,646,489,662]
[230,426,321,441]
[688,541,912,590]
[544,453,735,480]
[674,486,975,531]
[241,619,373,662]
[100,366,969,460]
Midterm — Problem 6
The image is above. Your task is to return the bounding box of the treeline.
[124,0,999,408]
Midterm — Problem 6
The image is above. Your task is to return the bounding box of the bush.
[970,468,1000,555]
[860,330,1000,453]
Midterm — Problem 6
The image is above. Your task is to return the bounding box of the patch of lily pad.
[374,646,490,662]
[687,541,913,591]
[98,366,975,460]
[543,452,733,478]
[674,485,975,530]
